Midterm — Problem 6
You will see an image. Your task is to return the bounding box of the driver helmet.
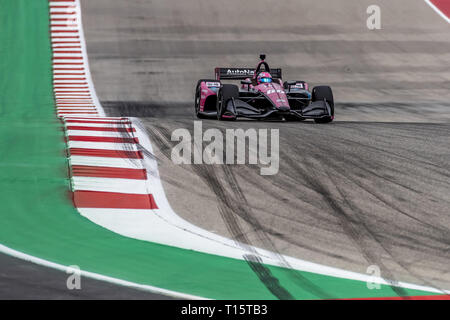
[257,72,272,84]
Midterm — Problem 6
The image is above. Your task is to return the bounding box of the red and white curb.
[51,0,158,209]
[65,117,158,210]
[50,0,104,118]
[44,0,450,296]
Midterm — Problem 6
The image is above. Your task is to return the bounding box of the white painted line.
[53,70,85,74]
[58,109,98,112]
[55,98,93,99]
[51,38,80,42]
[53,64,84,69]
[57,106,95,108]
[64,117,126,121]
[52,43,82,47]
[67,130,134,137]
[57,104,94,106]
[68,141,138,150]
[424,0,450,23]
[72,176,150,194]
[57,101,94,104]
[56,108,98,116]
[70,155,144,169]
[57,106,96,109]
[57,101,94,103]
[55,96,92,98]
[51,34,80,38]
[53,74,86,79]
[58,112,98,114]
[59,112,98,114]
[54,80,86,83]
[53,54,83,58]
[0,244,207,300]
[66,122,132,128]
[52,61,85,65]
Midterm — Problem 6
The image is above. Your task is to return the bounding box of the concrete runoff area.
[80,0,450,293]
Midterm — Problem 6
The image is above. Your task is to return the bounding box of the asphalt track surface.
[78,0,450,294]
[0,253,173,299]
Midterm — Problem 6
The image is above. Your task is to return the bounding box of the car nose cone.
[278,106,290,112]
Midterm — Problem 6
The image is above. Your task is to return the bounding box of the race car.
[194,54,334,123]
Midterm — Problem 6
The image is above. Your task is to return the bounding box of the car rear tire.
[217,84,239,120]
[312,86,334,123]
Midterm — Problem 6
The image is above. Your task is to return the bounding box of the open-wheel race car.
[194,54,334,123]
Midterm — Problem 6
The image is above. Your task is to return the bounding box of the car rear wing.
[215,67,282,80]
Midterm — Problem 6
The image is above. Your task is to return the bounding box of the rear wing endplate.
[215,67,282,80]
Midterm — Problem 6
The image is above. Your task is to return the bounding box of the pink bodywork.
[199,81,220,112]
[253,81,289,109]
[250,60,290,109]
[200,59,293,110]
[202,79,289,110]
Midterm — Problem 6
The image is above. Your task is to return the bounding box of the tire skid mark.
[307,130,450,224]
[146,124,296,299]
[241,155,448,265]
[279,150,410,296]
[221,165,333,299]
[206,164,352,261]
[288,126,450,207]
[284,138,449,293]
[329,123,450,182]
[145,123,335,300]
[298,140,450,235]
